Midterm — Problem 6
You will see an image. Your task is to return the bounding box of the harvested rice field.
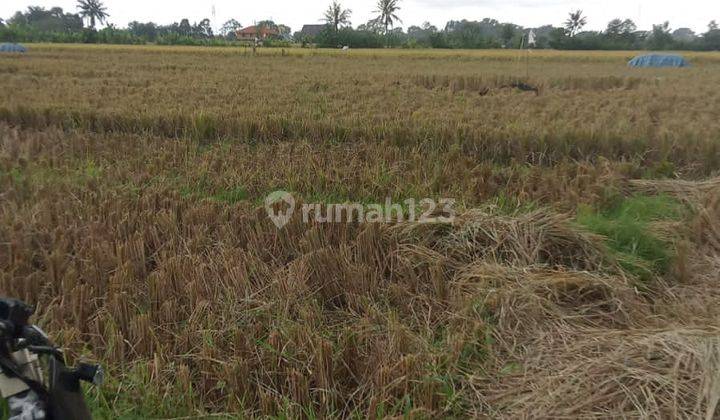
[1,44,720,418]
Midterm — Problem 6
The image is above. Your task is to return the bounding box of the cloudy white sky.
[2,0,718,34]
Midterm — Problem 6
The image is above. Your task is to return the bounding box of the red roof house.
[236,26,280,40]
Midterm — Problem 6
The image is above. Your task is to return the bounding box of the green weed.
[212,186,249,204]
[576,195,685,280]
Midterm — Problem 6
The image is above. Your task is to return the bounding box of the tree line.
[0,1,251,46]
[1,0,719,51]
[313,3,720,51]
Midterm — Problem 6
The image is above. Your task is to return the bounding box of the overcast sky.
[2,0,718,34]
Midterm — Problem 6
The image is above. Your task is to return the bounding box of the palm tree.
[77,0,108,29]
[374,0,402,34]
[565,10,587,37]
[323,2,352,32]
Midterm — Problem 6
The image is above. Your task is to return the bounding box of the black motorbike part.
[47,357,93,420]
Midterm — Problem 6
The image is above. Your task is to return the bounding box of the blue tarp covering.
[628,54,689,68]
[0,43,27,53]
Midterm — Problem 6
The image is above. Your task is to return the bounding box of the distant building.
[236,26,280,41]
[299,24,327,38]
[672,28,696,43]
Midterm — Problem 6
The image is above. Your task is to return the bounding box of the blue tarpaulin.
[628,54,689,68]
[0,43,27,53]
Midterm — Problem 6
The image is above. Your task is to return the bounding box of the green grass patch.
[212,186,249,204]
[179,174,249,205]
[87,362,205,419]
[489,194,539,215]
[576,194,685,280]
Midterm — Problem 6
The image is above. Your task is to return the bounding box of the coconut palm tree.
[77,0,108,29]
[323,2,352,32]
[374,0,402,34]
[565,10,587,37]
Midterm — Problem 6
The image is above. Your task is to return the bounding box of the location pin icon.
[265,191,296,229]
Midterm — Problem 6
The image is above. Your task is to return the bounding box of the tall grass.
[1,46,719,173]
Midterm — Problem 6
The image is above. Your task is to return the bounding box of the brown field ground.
[1,45,720,418]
